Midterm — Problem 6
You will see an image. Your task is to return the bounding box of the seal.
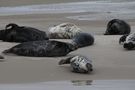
[119,32,135,50]
[48,23,81,39]
[3,40,78,57]
[72,33,94,48]
[104,19,131,35]
[59,55,93,73]
[122,33,135,50]
[0,23,49,42]
[119,34,129,45]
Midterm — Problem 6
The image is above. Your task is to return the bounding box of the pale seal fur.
[48,23,81,39]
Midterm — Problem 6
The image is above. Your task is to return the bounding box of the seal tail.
[72,33,94,48]
[59,57,73,65]
[2,49,12,54]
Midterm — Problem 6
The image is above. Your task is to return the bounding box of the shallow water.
[0,0,135,21]
[0,80,135,90]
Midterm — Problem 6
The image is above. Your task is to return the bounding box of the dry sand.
[0,1,135,84]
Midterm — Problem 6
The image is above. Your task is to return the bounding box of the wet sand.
[0,1,135,84]
[0,0,90,7]
[0,14,135,83]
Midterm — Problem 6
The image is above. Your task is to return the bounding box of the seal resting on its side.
[3,40,78,57]
[0,23,49,42]
[119,32,135,50]
[72,33,94,48]
[48,23,81,39]
[104,19,131,35]
[59,55,93,73]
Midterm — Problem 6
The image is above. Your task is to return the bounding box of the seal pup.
[48,23,81,39]
[72,33,94,48]
[59,55,93,73]
[3,40,78,57]
[0,23,49,42]
[104,19,131,35]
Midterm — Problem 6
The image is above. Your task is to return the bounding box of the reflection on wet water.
[71,80,92,86]
[0,80,135,90]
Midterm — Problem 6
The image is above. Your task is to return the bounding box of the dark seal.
[104,19,131,35]
[72,33,94,48]
[0,23,49,42]
[3,40,78,57]
[59,55,93,73]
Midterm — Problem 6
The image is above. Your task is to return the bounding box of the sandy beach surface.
[0,0,135,84]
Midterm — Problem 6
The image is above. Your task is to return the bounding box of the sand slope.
[0,35,135,84]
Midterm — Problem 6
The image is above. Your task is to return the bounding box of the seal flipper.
[2,48,12,54]
[59,56,73,65]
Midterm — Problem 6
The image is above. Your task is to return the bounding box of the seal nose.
[86,63,93,72]
[124,42,134,50]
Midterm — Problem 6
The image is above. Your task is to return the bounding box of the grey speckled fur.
[3,40,78,57]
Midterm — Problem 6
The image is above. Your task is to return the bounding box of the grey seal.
[3,40,78,57]
[104,19,131,35]
[119,33,135,50]
[59,55,93,73]
[0,23,49,42]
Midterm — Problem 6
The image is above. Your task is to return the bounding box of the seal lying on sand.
[119,33,135,50]
[59,55,93,73]
[72,33,94,48]
[104,19,131,35]
[2,32,94,57]
[48,23,81,39]
[0,23,49,42]
[3,40,78,57]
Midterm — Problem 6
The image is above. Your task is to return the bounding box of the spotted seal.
[59,55,93,73]
[3,40,78,57]
[48,23,81,39]
[0,23,49,42]
[104,19,131,35]
[119,32,135,50]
